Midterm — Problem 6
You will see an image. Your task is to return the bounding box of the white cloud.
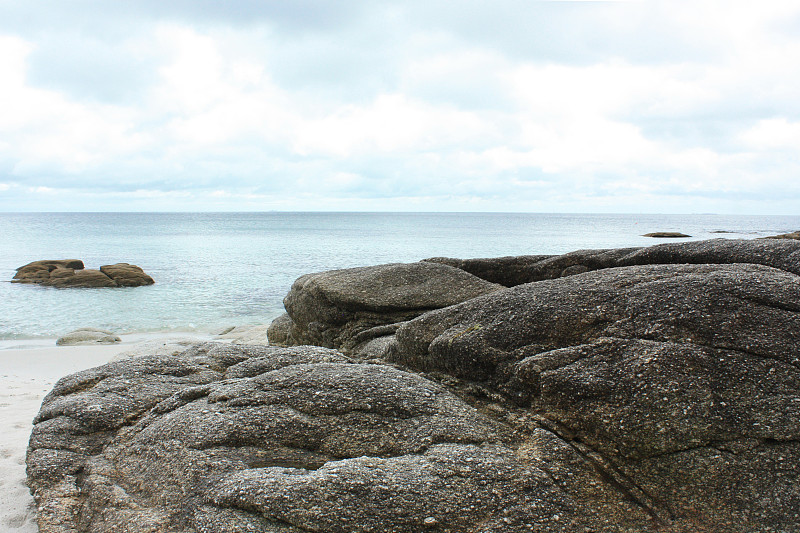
[1,1,800,213]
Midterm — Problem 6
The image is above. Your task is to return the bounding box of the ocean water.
[1,212,799,342]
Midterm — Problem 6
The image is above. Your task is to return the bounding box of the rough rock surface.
[99,263,155,287]
[276,261,502,355]
[642,232,691,238]
[427,238,800,286]
[765,230,800,240]
[12,260,154,288]
[388,260,800,532]
[56,328,121,346]
[28,239,800,532]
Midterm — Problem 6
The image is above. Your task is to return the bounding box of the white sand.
[0,335,209,532]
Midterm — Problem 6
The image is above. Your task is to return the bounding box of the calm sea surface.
[1,212,798,341]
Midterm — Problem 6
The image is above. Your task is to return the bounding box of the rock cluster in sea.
[12,259,154,287]
[27,239,800,532]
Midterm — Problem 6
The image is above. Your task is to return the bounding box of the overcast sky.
[1,0,799,213]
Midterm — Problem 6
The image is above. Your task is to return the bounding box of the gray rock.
[432,238,800,286]
[642,232,691,238]
[216,324,269,345]
[28,239,800,532]
[423,254,554,287]
[56,328,121,346]
[389,261,800,531]
[280,261,503,354]
[267,312,293,346]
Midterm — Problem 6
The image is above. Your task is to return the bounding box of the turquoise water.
[1,212,798,340]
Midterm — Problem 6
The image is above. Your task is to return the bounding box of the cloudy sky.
[1,0,799,213]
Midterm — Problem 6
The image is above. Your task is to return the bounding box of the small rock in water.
[642,232,691,238]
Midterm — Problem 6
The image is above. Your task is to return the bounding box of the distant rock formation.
[12,260,154,287]
[764,230,800,240]
[28,239,800,532]
[642,231,691,238]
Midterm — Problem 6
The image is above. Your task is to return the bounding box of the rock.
[423,254,554,287]
[12,260,84,283]
[11,259,154,288]
[56,328,121,346]
[764,230,800,240]
[642,232,691,238]
[278,261,502,354]
[32,344,642,533]
[44,269,118,288]
[111,337,203,360]
[99,263,155,286]
[28,239,800,532]
[388,260,800,531]
[216,324,269,345]
[266,313,293,346]
[431,238,800,286]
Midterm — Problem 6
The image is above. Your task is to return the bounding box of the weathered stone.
[423,254,554,287]
[388,261,800,531]
[56,328,121,346]
[99,263,155,287]
[11,259,154,287]
[280,261,502,353]
[764,230,800,240]
[43,269,117,288]
[12,260,84,283]
[642,232,691,238]
[28,239,800,532]
[267,312,293,346]
[433,238,800,286]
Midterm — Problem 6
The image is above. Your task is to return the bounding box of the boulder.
[12,260,84,283]
[11,259,154,287]
[764,230,800,240]
[56,328,121,346]
[276,261,503,354]
[216,324,269,345]
[28,239,800,532]
[388,261,800,531]
[423,254,553,287]
[428,238,800,286]
[99,263,155,286]
[642,232,691,238]
[27,343,655,533]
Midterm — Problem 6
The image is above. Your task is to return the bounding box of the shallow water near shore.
[2,211,799,342]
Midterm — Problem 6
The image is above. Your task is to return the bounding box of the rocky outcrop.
[642,232,691,238]
[765,230,800,240]
[56,328,121,346]
[274,261,502,355]
[387,259,800,531]
[425,238,800,286]
[28,239,800,532]
[12,260,154,288]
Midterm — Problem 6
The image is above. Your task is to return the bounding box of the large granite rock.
[27,343,655,533]
[12,260,154,288]
[388,260,800,531]
[274,261,502,354]
[28,239,800,532]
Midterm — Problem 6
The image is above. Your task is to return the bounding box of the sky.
[1,0,799,213]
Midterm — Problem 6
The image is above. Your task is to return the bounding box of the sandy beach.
[0,335,214,532]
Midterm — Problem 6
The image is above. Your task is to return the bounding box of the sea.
[1,212,799,344]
